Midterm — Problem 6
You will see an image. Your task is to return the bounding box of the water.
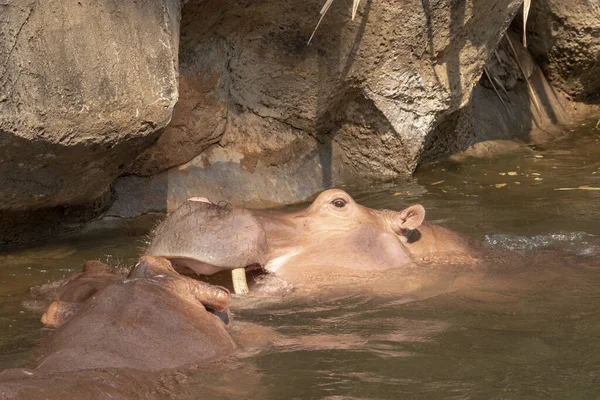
[1,122,600,398]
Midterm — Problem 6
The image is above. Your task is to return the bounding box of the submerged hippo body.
[0,257,236,398]
[36,257,234,372]
[146,189,476,290]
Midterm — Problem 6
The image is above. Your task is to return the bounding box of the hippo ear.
[396,205,425,231]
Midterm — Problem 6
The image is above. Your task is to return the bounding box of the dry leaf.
[555,187,600,191]
[307,0,335,45]
[430,180,445,185]
[352,0,360,20]
[495,183,507,188]
[523,0,531,47]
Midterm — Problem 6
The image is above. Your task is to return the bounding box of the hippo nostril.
[205,306,231,325]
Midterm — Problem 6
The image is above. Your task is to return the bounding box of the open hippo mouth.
[33,255,239,376]
[131,256,234,326]
[40,256,234,329]
[146,189,429,295]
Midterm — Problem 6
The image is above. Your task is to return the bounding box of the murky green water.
[1,123,600,398]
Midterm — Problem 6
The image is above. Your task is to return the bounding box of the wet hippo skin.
[146,189,478,293]
[0,257,236,399]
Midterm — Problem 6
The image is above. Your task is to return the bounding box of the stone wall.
[0,0,181,244]
[110,0,523,216]
[525,0,600,102]
[3,0,598,241]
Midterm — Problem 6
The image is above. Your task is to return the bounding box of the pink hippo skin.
[0,256,237,399]
[146,189,478,294]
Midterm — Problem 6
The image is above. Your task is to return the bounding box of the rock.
[430,27,600,162]
[526,0,600,101]
[108,111,345,217]
[118,0,523,214]
[0,0,181,244]
[471,33,572,143]
[126,40,230,176]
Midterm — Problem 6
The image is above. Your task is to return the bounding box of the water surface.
[1,123,600,399]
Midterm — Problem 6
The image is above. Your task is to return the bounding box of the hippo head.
[262,189,426,274]
[146,188,430,293]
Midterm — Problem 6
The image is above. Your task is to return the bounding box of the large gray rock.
[115,0,523,215]
[0,0,181,215]
[126,40,230,176]
[526,0,600,101]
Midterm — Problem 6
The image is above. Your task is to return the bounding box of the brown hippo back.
[34,257,236,373]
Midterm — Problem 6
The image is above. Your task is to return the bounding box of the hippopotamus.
[0,256,237,399]
[146,189,477,294]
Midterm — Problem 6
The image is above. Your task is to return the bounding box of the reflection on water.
[1,123,600,398]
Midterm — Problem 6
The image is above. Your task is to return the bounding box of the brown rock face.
[114,0,523,216]
[526,0,600,101]
[0,1,180,211]
[127,41,230,176]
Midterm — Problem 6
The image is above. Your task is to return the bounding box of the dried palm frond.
[484,67,510,113]
[492,50,511,99]
[308,0,335,45]
[493,76,511,100]
[504,34,542,116]
[493,49,503,65]
[523,0,531,47]
[352,0,361,20]
[307,0,362,45]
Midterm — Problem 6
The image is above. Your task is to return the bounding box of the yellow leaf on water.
[534,155,544,158]
[555,187,600,191]
[393,192,402,196]
[499,172,506,176]
[507,172,518,176]
[531,172,541,176]
[534,177,543,181]
[495,183,507,188]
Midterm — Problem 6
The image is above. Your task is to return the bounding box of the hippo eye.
[332,199,346,208]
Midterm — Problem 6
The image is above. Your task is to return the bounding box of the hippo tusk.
[231,267,249,295]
